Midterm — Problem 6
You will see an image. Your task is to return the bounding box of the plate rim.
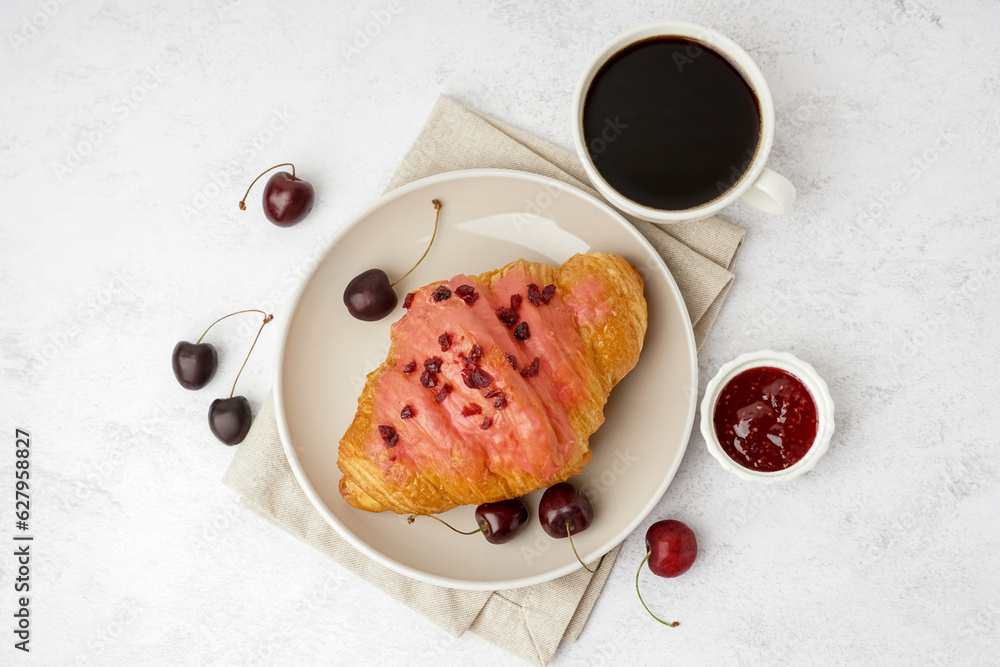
[273,168,698,590]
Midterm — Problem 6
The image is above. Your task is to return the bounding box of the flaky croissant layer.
[338,252,647,515]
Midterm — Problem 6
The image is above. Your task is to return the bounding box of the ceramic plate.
[275,169,697,590]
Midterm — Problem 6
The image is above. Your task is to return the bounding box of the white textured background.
[2,0,999,665]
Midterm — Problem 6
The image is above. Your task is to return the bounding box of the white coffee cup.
[572,22,796,224]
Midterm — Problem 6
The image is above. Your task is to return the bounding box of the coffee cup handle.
[740,167,796,214]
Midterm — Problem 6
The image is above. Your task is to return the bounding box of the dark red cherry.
[646,520,697,578]
[172,309,270,391]
[172,341,218,390]
[475,499,529,544]
[407,498,529,545]
[344,269,398,321]
[239,163,314,227]
[261,172,314,226]
[343,200,442,322]
[538,482,593,538]
[209,396,252,445]
[635,519,696,627]
[193,311,272,446]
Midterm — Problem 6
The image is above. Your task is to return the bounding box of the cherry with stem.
[198,309,269,344]
[239,162,315,227]
[390,199,441,288]
[226,313,273,400]
[407,514,486,536]
[635,552,680,627]
[538,482,603,573]
[208,312,274,446]
[565,522,602,574]
[344,199,442,322]
[406,498,528,544]
[634,519,697,627]
[172,309,269,390]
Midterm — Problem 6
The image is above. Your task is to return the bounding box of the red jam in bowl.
[712,366,818,472]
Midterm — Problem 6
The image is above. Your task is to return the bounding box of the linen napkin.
[223,95,744,666]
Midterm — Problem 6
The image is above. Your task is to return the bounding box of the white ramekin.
[700,350,835,484]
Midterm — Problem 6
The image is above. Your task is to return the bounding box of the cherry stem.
[228,313,274,399]
[565,522,603,574]
[390,199,441,287]
[635,551,679,627]
[407,514,486,536]
[239,163,296,211]
[196,309,269,344]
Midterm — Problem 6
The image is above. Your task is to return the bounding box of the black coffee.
[582,36,762,211]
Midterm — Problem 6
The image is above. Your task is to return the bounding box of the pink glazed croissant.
[338,253,647,514]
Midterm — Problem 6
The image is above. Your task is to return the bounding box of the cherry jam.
[712,366,818,472]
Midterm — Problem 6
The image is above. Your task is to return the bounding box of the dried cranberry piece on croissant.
[526,283,543,306]
[378,425,398,447]
[498,306,519,328]
[455,284,479,304]
[520,357,540,378]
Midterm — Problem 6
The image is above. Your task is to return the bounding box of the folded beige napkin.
[224,95,744,666]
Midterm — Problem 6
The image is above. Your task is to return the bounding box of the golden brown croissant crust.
[338,252,647,514]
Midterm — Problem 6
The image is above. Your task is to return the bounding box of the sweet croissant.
[338,252,647,515]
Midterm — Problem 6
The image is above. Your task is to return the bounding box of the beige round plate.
[275,169,697,590]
